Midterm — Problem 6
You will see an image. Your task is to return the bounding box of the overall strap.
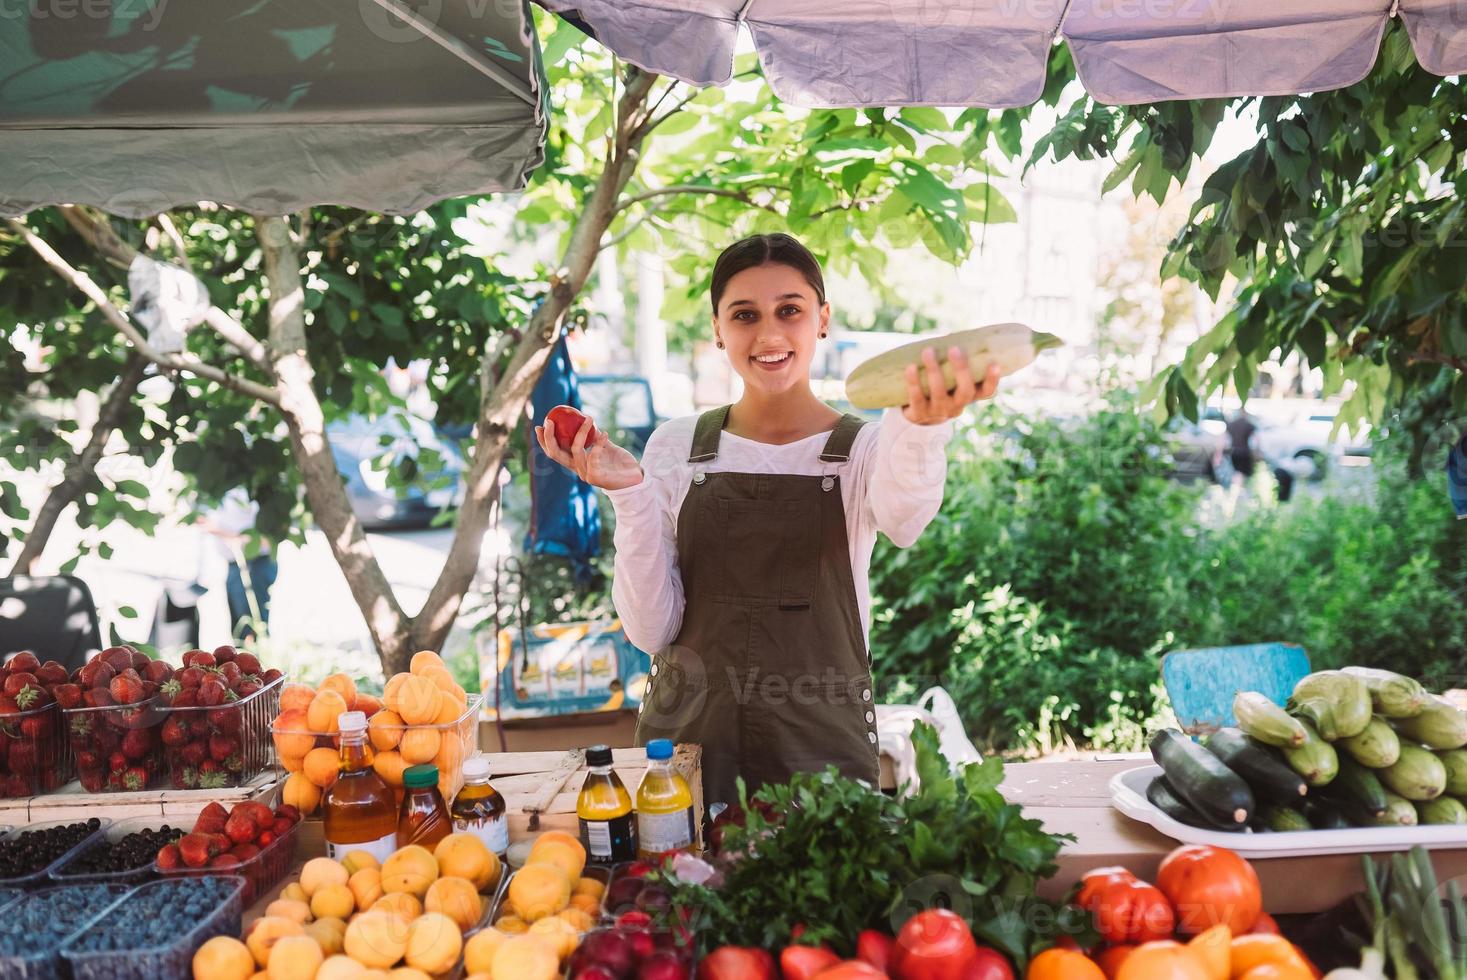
[818,413,867,462]
[688,405,731,463]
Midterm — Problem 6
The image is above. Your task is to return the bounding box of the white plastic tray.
[1111,764,1467,858]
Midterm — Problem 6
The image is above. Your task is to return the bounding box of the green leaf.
[113,479,149,498]
[899,107,949,133]
[117,605,138,619]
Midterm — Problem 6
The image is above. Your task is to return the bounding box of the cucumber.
[1150,729,1254,827]
[1301,798,1351,830]
[1417,796,1467,825]
[1393,697,1467,750]
[1439,749,1467,796]
[1204,728,1308,804]
[1337,717,1401,768]
[1233,692,1308,747]
[1282,720,1339,787]
[1259,804,1312,832]
[1379,744,1448,801]
[1341,666,1430,718]
[1332,755,1389,815]
[844,323,1063,409]
[1147,776,1240,831]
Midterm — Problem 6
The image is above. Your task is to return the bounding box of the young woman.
[535,233,999,808]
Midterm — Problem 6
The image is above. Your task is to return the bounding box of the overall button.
[821,475,835,492]
[867,731,877,744]
[862,689,872,702]
[865,710,875,724]
[693,471,706,485]
[651,664,659,676]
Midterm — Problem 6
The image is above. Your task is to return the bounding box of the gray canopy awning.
[0,0,547,218]
[536,0,1467,108]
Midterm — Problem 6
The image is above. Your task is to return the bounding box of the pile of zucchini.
[1147,668,1467,833]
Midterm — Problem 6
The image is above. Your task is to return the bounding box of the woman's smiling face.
[714,263,830,395]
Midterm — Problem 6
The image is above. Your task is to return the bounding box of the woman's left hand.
[902,345,1001,425]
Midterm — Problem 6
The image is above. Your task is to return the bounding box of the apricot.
[556,907,596,933]
[572,877,605,899]
[279,684,316,714]
[373,749,408,787]
[354,692,383,717]
[425,876,482,932]
[316,956,367,980]
[311,883,355,921]
[303,918,345,956]
[434,832,499,891]
[349,867,384,911]
[299,857,350,897]
[192,935,255,980]
[267,935,323,980]
[434,735,464,787]
[462,928,508,974]
[344,911,410,969]
[490,935,559,980]
[528,837,585,883]
[272,709,315,758]
[280,883,309,905]
[398,728,440,765]
[368,710,405,752]
[388,970,432,980]
[433,694,461,726]
[307,689,348,734]
[371,891,422,921]
[507,863,570,922]
[279,752,305,774]
[493,915,528,934]
[265,899,312,925]
[394,675,441,725]
[528,916,578,962]
[303,746,341,788]
[246,917,304,969]
[382,845,438,897]
[320,673,358,709]
[340,850,381,875]
[281,772,321,816]
[569,893,602,916]
[410,651,445,675]
[404,912,462,974]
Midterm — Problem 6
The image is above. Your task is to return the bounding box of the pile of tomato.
[1042,844,1319,980]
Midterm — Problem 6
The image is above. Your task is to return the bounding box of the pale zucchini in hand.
[843,322,1063,409]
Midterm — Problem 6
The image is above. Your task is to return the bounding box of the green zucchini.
[1417,796,1467,825]
[1379,744,1448,801]
[1150,729,1254,827]
[1204,728,1308,805]
[1289,671,1373,741]
[1337,717,1401,768]
[1147,776,1240,831]
[1282,719,1339,786]
[1233,692,1308,747]
[1439,749,1467,796]
[1332,755,1390,815]
[1393,698,1467,750]
[1259,804,1312,832]
[1374,791,1419,827]
[1341,666,1430,718]
[1301,798,1351,830]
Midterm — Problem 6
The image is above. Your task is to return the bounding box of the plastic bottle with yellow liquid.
[635,738,695,861]
[577,744,636,865]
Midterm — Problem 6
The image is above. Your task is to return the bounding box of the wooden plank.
[0,774,280,826]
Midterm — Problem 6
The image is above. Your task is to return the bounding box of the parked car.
[327,414,466,530]
[577,374,662,457]
[1165,415,1234,485]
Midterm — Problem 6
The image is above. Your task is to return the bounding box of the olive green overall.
[634,406,881,809]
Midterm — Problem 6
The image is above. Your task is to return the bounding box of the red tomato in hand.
[698,946,776,980]
[545,404,597,450]
[1076,867,1139,910]
[1089,879,1175,945]
[856,930,895,971]
[1156,845,1262,935]
[892,909,979,980]
[782,945,841,980]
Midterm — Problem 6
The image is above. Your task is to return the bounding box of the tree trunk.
[7,353,147,576]
[255,215,413,672]
[408,68,659,655]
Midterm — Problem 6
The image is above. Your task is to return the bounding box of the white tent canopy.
[538,0,1466,107]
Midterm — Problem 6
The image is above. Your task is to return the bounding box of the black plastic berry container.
[0,882,132,979]
[48,816,185,886]
[0,818,110,888]
[61,875,246,980]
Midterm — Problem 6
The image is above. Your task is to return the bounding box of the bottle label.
[637,808,694,856]
[454,813,509,856]
[580,813,637,863]
[326,831,397,865]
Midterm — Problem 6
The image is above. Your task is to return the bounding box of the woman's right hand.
[534,419,644,492]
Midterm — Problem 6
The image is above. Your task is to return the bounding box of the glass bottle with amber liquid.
[578,744,636,865]
[451,755,509,858]
[398,763,452,849]
[323,710,397,863]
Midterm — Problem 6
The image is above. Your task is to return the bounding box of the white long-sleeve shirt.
[606,409,954,655]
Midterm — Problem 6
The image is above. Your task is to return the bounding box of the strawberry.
[224,809,257,845]
[183,651,217,670]
[198,761,227,789]
[209,832,232,854]
[219,662,242,687]
[78,769,105,793]
[229,842,261,862]
[180,741,207,767]
[129,650,150,672]
[169,688,199,709]
[160,717,189,746]
[177,667,205,690]
[75,749,100,771]
[212,645,238,664]
[208,854,241,869]
[108,751,127,774]
[261,668,283,684]
[121,728,153,761]
[82,688,114,709]
[177,833,216,868]
[256,830,275,848]
[121,766,147,791]
[188,717,208,738]
[270,815,293,837]
[236,801,273,832]
[207,706,242,734]
[19,710,53,739]
[194,801,229,835]
[109,670,145,705]
[6,652,39,674]
[274,804,301,824]
[4,775,29,797]
[52,684,82,710]
[78,660,115,690]
[3,673,38,697]
[198,679,227,708]
[234,653,262,676]
[8,742,36,772]
[100,647,133,674]
[235,679,262,699]
[156,843,182,869]
[142,660,173,685]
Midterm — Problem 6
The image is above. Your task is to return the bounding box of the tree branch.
[8,354,148,577]
[614,184,781,216]
[1408,349,1467,374]
[599,201,669,253]
[6,218,281,406]
[155,213,192,273]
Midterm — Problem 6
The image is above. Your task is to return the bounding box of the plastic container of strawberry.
[0,818,111,889]
[0,882,133,980]
[48,815,188,886]
[61,874,246,980]
[159,674,283,791]
[153,813,298,906]
[0,700,71,798]
[62,696,166,794]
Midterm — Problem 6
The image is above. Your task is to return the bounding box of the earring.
[716,340,725,349]
[819,332,827,339]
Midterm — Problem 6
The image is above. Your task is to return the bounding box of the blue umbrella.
[525,334,602,581]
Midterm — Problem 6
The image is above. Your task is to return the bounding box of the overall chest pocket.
[693,496,820,607]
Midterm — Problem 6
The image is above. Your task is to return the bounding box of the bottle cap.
[403,764,439,788]
[586,744,613,767]
[646,739,673,761]
[461,755,490,781]
[337,711,367,734]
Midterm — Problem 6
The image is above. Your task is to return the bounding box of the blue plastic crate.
[62,875,246,980]
[1162,642,1311,735]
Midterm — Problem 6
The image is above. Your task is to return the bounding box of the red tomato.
[814,963,889,980]
[1156,845,1262,936]
[857,930,895,971]
[698,946,776,980]
[782,945,842,980]
[1248,913,1281,935]
[1077,867,1140,910]
[892,909,979,980]
[1093,945,1136,979]
[959,947,1015,980]
[1089,879,1175,945]
[545,404,597,450]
